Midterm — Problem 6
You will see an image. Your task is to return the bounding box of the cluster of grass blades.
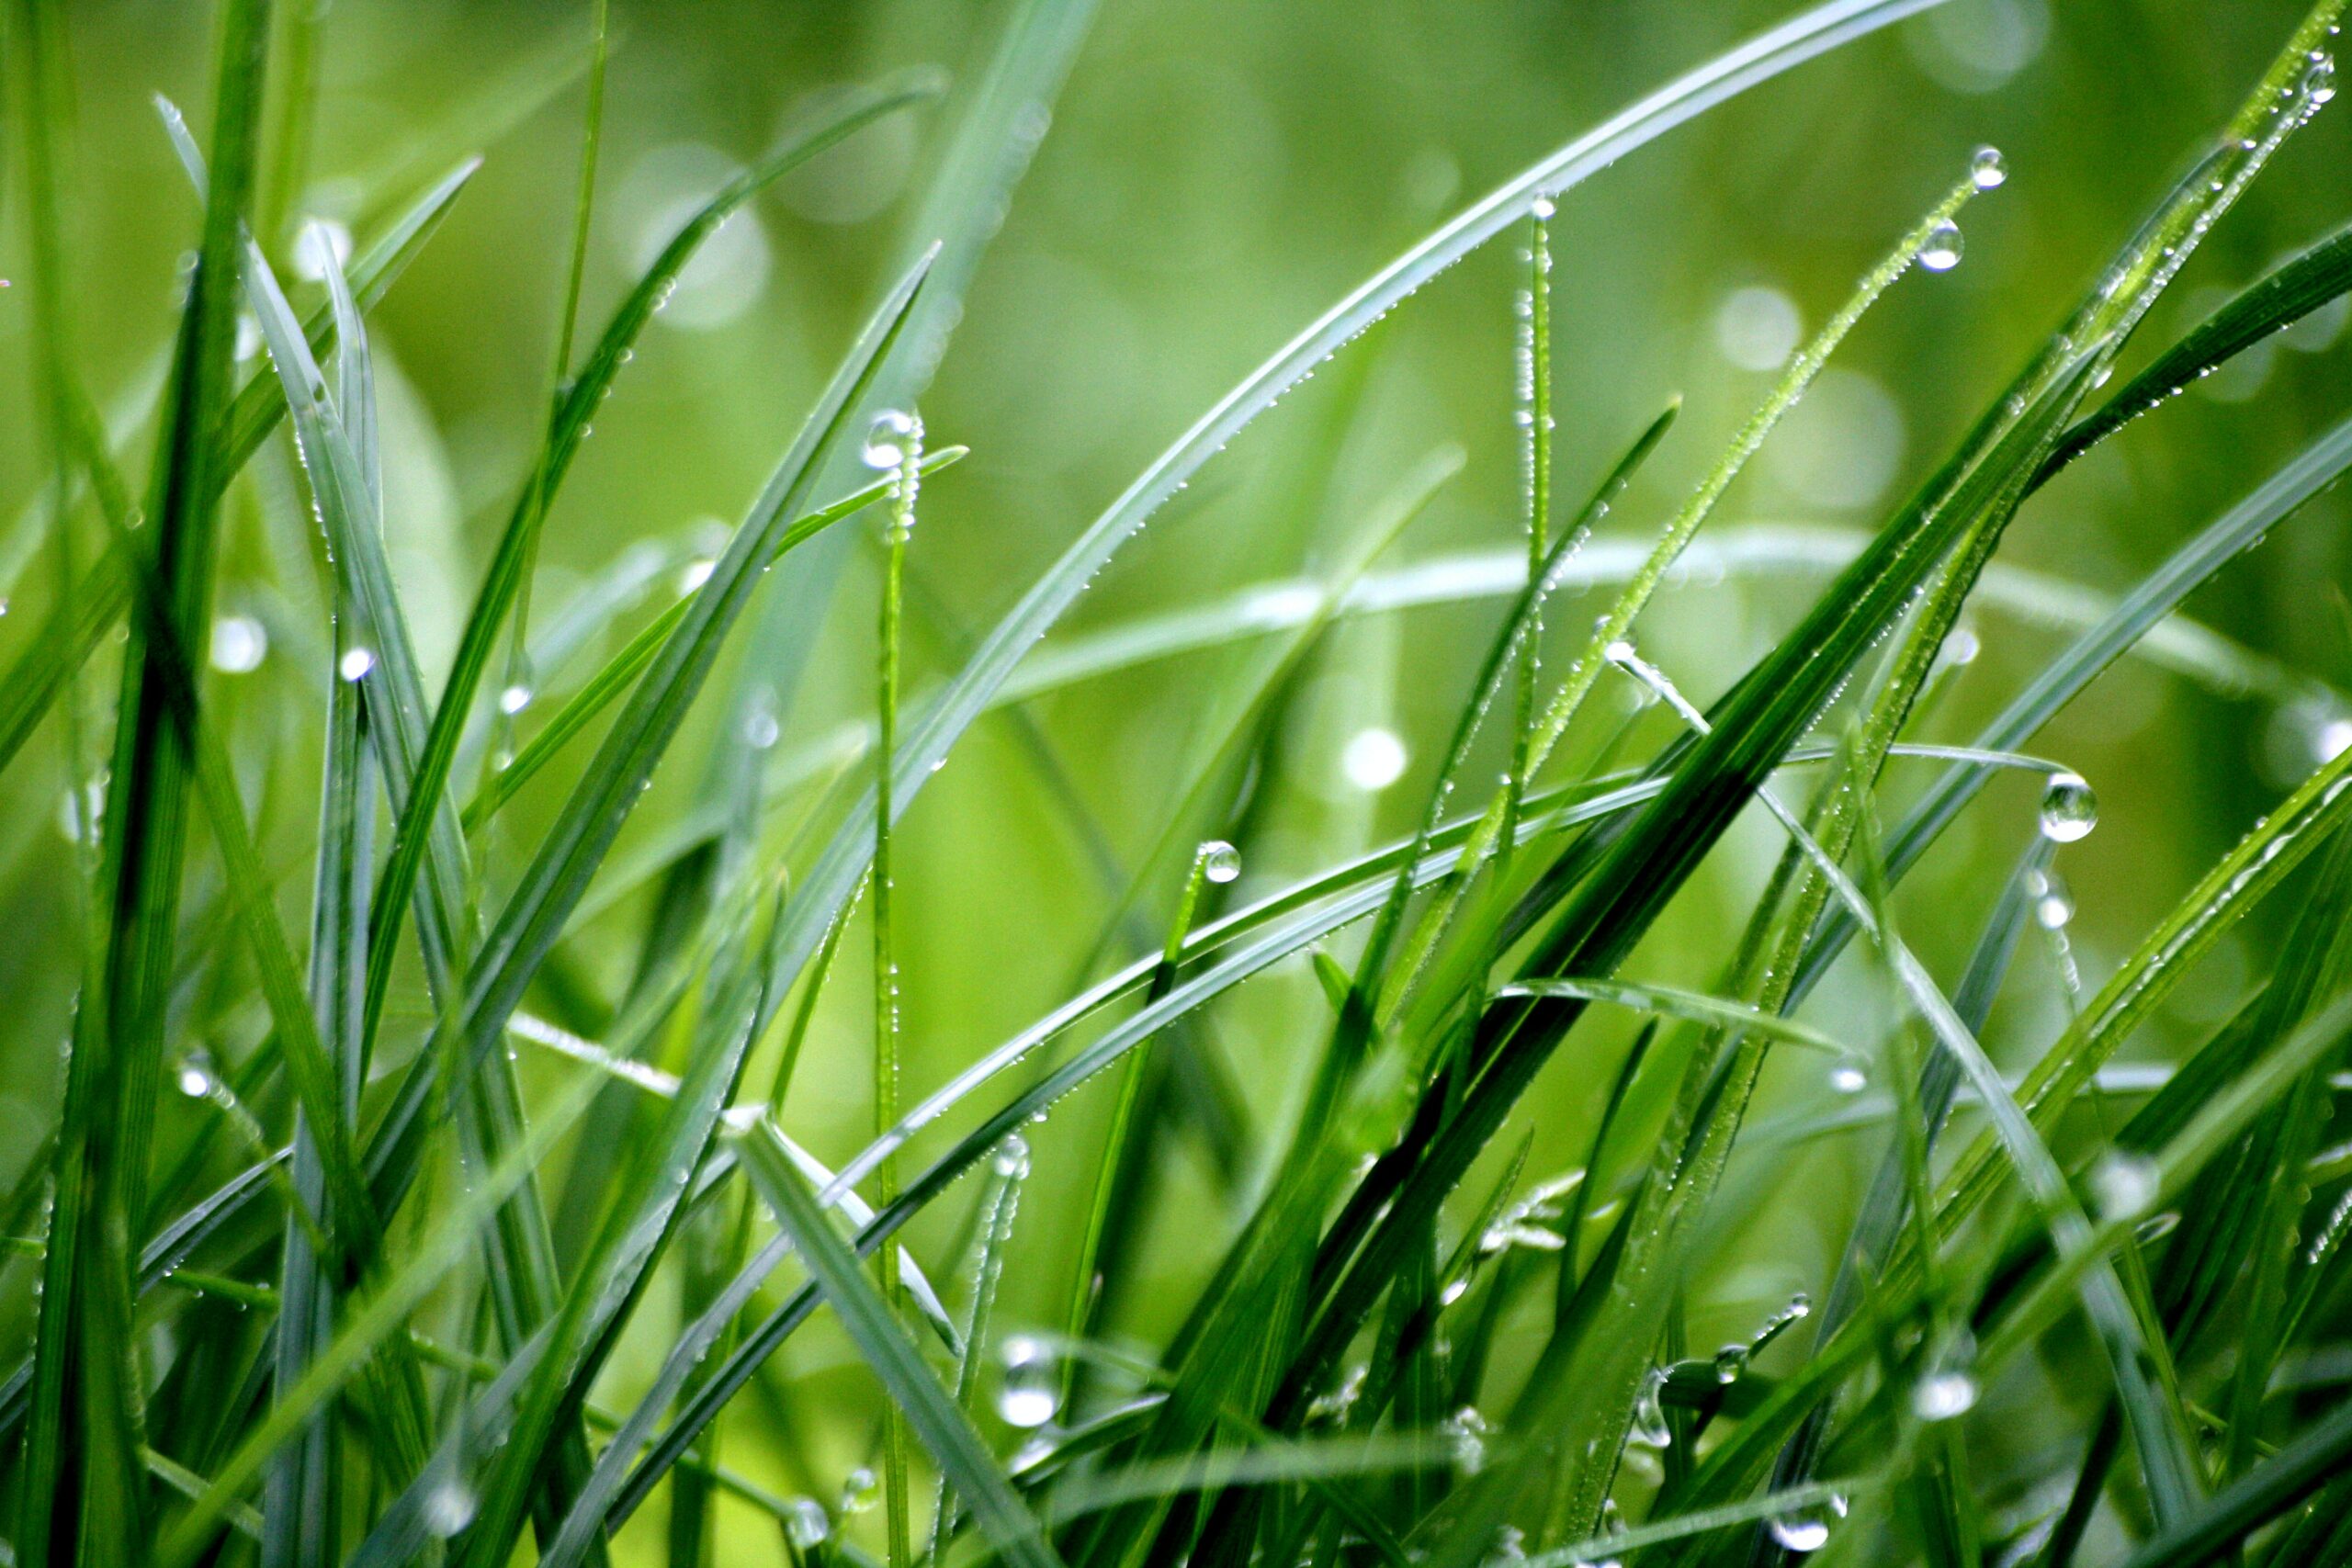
[5,1,2352,1565]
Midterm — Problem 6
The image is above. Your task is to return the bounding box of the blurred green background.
[5,0,2350,1554]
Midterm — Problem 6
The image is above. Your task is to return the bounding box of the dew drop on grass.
[1913,1370,1980,1421]
[339,647,376,682]
[784,1498,830,1550]
[1627,1366,1671,1449]
[1713,1344,1748,1383]
[1829,1064,1868,1095]
[1201,840,1242,884]
[2033,870,2075,930]
[1970,145,2008,188]
[996,1335,1059,1427]
[992,1134,1031,1179]
[1920,219,1965,271]
[424,1477,478,1538]
[1769,1512,1833,1553]
[2093,1151,2160,1220]
[839,1465,879,1515]
[176,1051,217,1098]
[499,683,534,716]
[2039,771,2098,841]
[2307,54,2336,104]
[863,409,918,469]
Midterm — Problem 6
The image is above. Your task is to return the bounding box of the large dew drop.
[863,409,918,470]
[2039,771,2098,841]
[1920,220,1965,272]
[1768,1513,1833,1553]
[997,1335,1059,1427]
[339,647,377,682]
[784,1498,831,1551]
[992,1134,1032,1179]
[1201,840,1242,884]
[1970,145,2008,188]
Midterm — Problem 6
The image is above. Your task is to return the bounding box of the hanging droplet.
[743,707,781,750]
[1919,220,1965,272]
[992,1134,1031,1179]
[996,1335,1059,1428]
[1627,1367,1671,1449]
[1829,1064,1868,1095]
[176,1051,218,1099]
[338,647,376,682]
[424,1477,478,1538]
[1969,145,2008,189]
[863,409,918,469]
[1913,1369,1980,1421]
[2033,869,2075,930]
[1712,1344,1748,1384]
[1201,840,1242,884]
[784,1498,831,1551]
[499,683,534,716]
[838,1465,880,1516]
[2306,54,2337,104]
[1530,194,1556,220]
[2039,772,2098,842]
[2092,1151,2160,1221]
[1769,1512,1832,1552]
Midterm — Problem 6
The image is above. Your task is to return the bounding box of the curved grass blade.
[0,155,478,781]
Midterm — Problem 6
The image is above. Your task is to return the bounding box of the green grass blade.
[741,1125,1068,1568]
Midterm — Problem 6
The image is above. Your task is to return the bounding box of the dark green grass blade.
[16,7,271,1562]
[741,1126,1067,1568]
[0,154,477,782]
[2113,1394,2352,1568]
[2045,216,2352,478]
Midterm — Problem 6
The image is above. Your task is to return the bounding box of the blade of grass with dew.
[15,7,270,1561]
[1284,17,2346,1544]
[0,154,479,782]
[740,1124,1068,1568]
[151,1066,606,1568]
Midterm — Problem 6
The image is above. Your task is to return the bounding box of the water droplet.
[744,707,781,750]
[1970,145,2008,188]
[2307,55,2336,104]
[1340,727,1408,792]
[1530,195,1555,220]
[1913,1371,1979,1421]
[292,219,353,283]
[209,615,268,674]
[992,1134,1031,1179]
[1627,1367,1671,1449]
[996,1335,1059,1428]
[1201,840,1242,884]
[176,1051,217,1099]
[424,1476,477,1537]
[338,647,376,682]
[1713,1344,1748,1383]
[863,409,918,469]
[2034,870,2075,930]
[2093,1151,2160,1221]
[1769,1513,1833,1553]
[1919,219,1964,272]
[2040,771,2098,841]
[838,1465,880,1515]
[2312,716,2352,764]
[678,558,718,594]
[784,1498,831,1551]
[499,683,534,716]
[1829,1065,1868,1095]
